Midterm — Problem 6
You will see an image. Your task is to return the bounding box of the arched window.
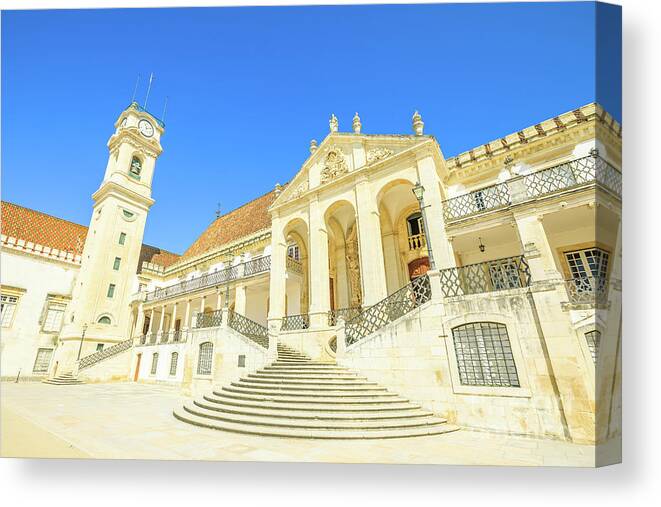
[452,322,519,387]
[197,342,213,375]
[169,352,179,376]
[129,156,142,180]
[585,330,601,364]
[150,352,159,375]
[97,316,111,325]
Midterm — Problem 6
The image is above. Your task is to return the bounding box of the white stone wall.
[0,250,78,379]
[340,290,573,440]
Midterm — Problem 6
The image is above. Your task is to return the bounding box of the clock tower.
[54,102,164,373]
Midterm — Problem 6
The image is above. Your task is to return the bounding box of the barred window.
[42,302,66,332]
[585,330,601,364]
[197,342,213,375]
[33,348,53,373]
[107,284,116,298]
[452,322,520,387]
[118,232,127,245]
[1,294,19,328]
[150,352,159,375]
[565,247,610,289]
[170,352,179,376]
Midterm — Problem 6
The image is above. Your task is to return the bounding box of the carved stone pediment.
[320,146,348,184]
[288,181,309,201]
[366,147,394,164]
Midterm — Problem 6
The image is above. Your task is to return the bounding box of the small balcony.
[407,233,426,252]
[442,153,621,223]
[564,276,609,307]
[436,255,532,297]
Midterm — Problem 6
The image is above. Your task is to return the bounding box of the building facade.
[1,102,621,445]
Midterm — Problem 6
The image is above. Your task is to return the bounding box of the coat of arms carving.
[366,147,394,164]
[320,147,348,184]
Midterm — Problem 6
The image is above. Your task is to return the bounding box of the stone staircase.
[173,344,458,439]
[42,372,84,385]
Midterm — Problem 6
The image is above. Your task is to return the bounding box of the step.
[173,408,459,440]
[203,393,423,412]
[230,380,387,393]
[263,366,349,372]
[193,399,433,421]
[212,389,408,405]
[242,376,375,386]
[41,379,84,385]
[250,373,365,381]
[221,385,399,399]
[182,403,445,430]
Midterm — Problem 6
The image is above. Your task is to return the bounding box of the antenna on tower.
[130,74,141,104]
[215,202,222,219]
[144,72,155,110]
[162,96,169,122]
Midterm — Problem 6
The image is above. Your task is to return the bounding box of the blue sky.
[1,3,621,254]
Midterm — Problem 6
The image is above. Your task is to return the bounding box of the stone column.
[158,304,166,342]
[171,303,178,329]
[514,211,593,443]
[354,177,388,305]
[234,284,247,315]
[308,197,331,327]
[135,303,146,338]
[147,308,155,334]
[183,299,191,330]
[216,289,222,311]
[416,152,456,269]
[267,214,287,332]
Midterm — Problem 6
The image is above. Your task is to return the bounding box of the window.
[42,302,66,332]
[107,284,116,298]
[197,342,213,375]
[129,156,142,180]
[565,247,610,289]
[33,348,53,373]
[98,316,111,325]
[118,232,127,245]
[122,209,135,220]
[150,352,159,375]
[96,343,104,353]
[1,294,18,328]
[113,257,121,270]
[170,352,179,376]
[406,212,423,237]
[452,322,520,387]
[238,354,246,368]
[287,243,300,261]
[585,330,601,364]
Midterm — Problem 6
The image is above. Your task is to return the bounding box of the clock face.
[138,119,154,138]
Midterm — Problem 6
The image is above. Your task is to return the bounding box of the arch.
[97,314,112,325]
[324,199,360,310]
[128,154,143,180]
[197,341,213,375]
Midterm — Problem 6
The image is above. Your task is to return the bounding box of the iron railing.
[281,314,310,331]
[159,330,186,343]
[228,310,268,348]
[328,307,364,327]
[196,309,223,328]
[244,256,271,277]
[443,154,621,221]
[79,338,132,370]
[148,332,158,345]
[443,181,511,221]
[128,102,166,128]
[145,256,271,303]
[565,276,609,306]
[345,275,432,346]
[286,256,303,274]
[437,255,531,297]
[407,233,426,251]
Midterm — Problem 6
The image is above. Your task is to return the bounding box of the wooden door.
[134,354,142,382]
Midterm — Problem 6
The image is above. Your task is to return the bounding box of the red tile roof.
[1,201,180,269]
[181,189,278,261]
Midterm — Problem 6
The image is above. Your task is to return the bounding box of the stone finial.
[412,111,424,136]
[329,114,339,133]
[310,139,318,154]
[352,112,362,134]
[274,183,283,196]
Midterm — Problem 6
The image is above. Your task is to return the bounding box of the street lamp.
[77,323,88,361]
[412,182,436,270]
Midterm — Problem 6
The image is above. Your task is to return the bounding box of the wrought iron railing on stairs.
[228,310,269,349]
[345,275,432,346]
[281,314,310,331]
[328,307,364,327]
[79,338,133,371]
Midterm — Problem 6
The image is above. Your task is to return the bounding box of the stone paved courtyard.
[0,382,598,466]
